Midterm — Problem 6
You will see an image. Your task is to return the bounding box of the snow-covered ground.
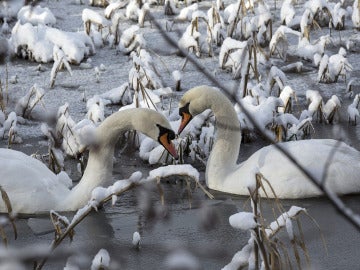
[0,0,360,269]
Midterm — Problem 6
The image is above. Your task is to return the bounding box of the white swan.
[178,86,360,198]
[0,108,178,214]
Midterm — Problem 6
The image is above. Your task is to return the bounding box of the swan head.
[132,109,179,159]
[178,102,192,134]
[156,123,178,159]
[178,86,217,134]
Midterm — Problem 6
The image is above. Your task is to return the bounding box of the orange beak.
[178,112,192,135]
[159,133,178,159]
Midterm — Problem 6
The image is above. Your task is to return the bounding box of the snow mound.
[10,22,95,64]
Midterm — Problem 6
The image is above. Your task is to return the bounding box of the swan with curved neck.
[178,86,360,198]
[0,108,178,214]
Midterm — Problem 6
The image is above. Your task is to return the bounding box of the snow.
[164,249,201,270]
[139,137,158,161]
[224,206,308,270]
[331,2,347,29]
[69,171,143,225]
[178,23,201,57]
[82,8,110,27]
[236,96,283,131]
[99,83,132,105]
[0,0,360,268]
[172,70,182,82]
[86,95,105,124]
[222,237,254,270]
[147,164,200,182]
[306,90,323,116]
[15,83,45,117]
[10,22,95,64]
[219,37,248,71]
[229,211,257,230]
[323,95,341,121]
[132,231,141,248]
[327,48,352,81]
[352,0,360,28]
[105,1,128,19]
[265,206,306,236]
[278,85,295,113]
[118,25,145,54]
[73,118,97,147]
[296,35,331,61]
[50,45,73,87]
[281,0,296,26]
[90,171,143,205]
[317,54,330,82]
[55,103,84,156]
[0,0,24,19]
[177,3,198,21]
[148,144,168,164]
[304,0,329,15]
[90,249,110,270]
[0,111,19,139]
[348,94,360,124]
[223,2,240,24]
[269,25,301,60]
[17,5,56,26]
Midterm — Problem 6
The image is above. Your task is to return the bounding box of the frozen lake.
[1,0,360,269]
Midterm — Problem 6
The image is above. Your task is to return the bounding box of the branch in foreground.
[36,165,206,269]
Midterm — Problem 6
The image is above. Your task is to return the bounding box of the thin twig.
[35,181,137,270]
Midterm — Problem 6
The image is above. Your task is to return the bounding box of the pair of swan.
[2,86,360,214]
[178,86,360,199]
[0,108,178,214]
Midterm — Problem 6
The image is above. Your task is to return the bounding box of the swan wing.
[0,149,68,213]
[236,139,360,198]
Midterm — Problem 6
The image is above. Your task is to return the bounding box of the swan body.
[178,86,360,198]
[0,108,177,214]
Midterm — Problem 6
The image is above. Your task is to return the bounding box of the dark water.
[4,135,359,270]
[11,185,359,270]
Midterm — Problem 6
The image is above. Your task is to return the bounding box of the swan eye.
[168,130,175,140]
[178,103,193,134]
[179,102,190,118]
[156,125,178,159]
[157,125,174,143]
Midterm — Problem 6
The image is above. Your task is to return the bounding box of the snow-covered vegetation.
[0,0,359,269]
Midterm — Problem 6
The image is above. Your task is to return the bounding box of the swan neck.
[206,91,241,188]
[63,110,136,210]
